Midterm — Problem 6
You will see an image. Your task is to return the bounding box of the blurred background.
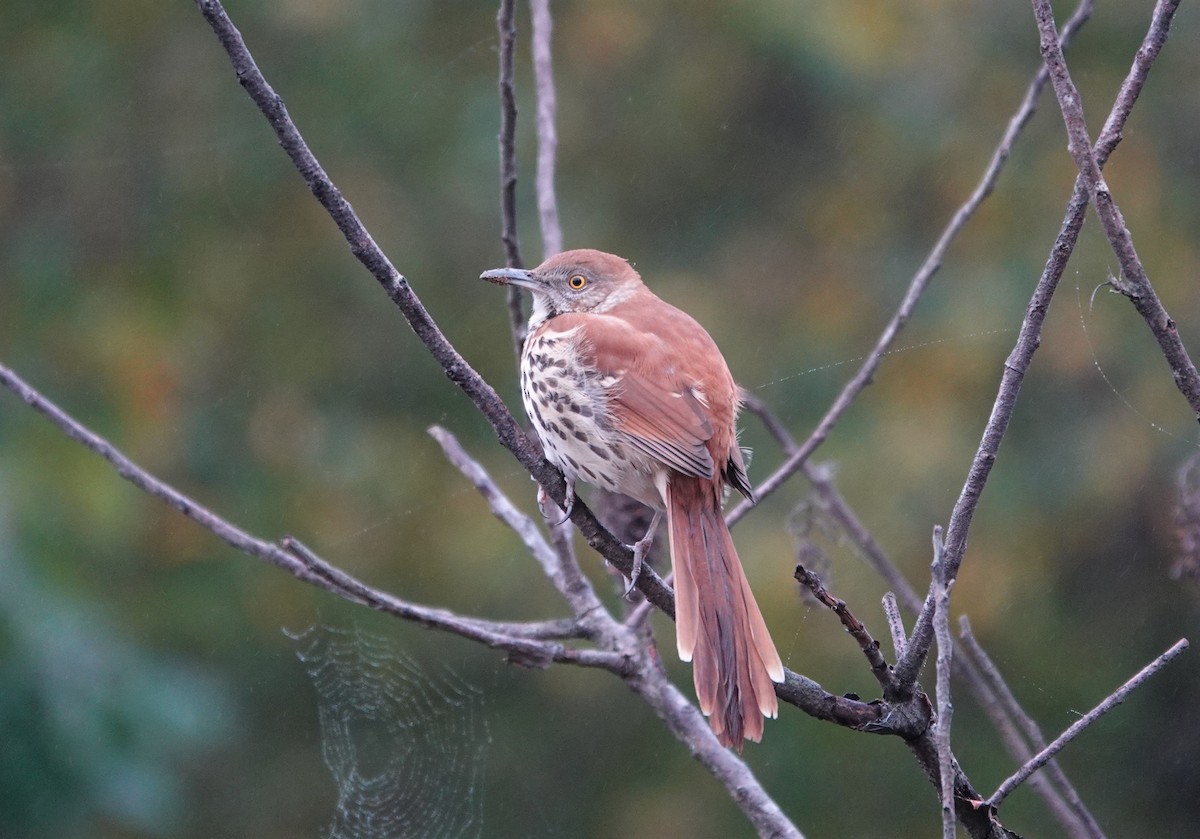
[2,0,1199,836]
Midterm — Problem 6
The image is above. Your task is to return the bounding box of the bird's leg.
[537,474,576,524]
[623,509,663,597]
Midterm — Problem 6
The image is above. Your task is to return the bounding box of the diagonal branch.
[623,647,807,839]
[906,0,1182,670]
[794,564,893,691]
[191,0,678,621]
[988,639,1189,806]
[1032,0,1200,421]
[960,617,1107,839]
[0,362,619,670]
[727,0,1094,527]
[428,425,606,624]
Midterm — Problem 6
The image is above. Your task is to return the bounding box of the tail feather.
[667,476,783,750]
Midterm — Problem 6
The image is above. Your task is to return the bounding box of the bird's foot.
[537,476,576,525]
[622,509,663,597]
[622,536,650,597]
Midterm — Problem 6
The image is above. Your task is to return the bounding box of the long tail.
[667,476,785,750]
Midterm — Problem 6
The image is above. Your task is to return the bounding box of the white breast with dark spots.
[521,326,661,507]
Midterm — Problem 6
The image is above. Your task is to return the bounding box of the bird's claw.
[622,541,647,597]
[622,509,663,598]
[536,476,575,525]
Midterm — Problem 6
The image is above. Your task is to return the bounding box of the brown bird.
[482,249,785,749]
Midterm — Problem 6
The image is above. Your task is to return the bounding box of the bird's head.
[481,249,644,323]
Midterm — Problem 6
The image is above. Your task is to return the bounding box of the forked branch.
[1032,0,1200,421]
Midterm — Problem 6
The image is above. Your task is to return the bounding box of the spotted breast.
[520,321,661,509]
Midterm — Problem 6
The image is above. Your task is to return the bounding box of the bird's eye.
[568,274,587,290]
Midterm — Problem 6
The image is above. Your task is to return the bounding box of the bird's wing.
[564,313,717,480]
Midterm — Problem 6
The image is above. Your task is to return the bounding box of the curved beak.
[480,266,539,290]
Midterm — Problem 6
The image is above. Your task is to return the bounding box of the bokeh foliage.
[2,1,1199,836]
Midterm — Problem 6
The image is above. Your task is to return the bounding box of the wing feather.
[548,312,719,479]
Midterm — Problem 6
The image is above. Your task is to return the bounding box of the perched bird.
[482,249,784,749]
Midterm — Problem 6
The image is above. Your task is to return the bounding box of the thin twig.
[726,0,1093,527]
[893,526,946,696]
[1032,0,1200,422]
[428,425,606,624]
[988,639,1189,807]
[794,565,893,691]
[883,593,908,660]
[529,0,562,260]
[960,617,1106,839]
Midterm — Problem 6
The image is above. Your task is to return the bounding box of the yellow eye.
[568,274,587,290]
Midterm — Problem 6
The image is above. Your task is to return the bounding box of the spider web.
[288,625,490,839]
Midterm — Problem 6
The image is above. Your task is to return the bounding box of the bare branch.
[496,0,527,350]
[529,0,562,260]
[794,565,893,691]
[727,0,1094,526]
[0,362,625,671]
[191,0,676,621]
[1033,0,1199,421]
[428,425,605,623]
[912,0,1182,665]
[933,543,956,839]
[988,639,1190,807]
[883,593,908,660]
[960,617,1106,839]
[0,362,299,577]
